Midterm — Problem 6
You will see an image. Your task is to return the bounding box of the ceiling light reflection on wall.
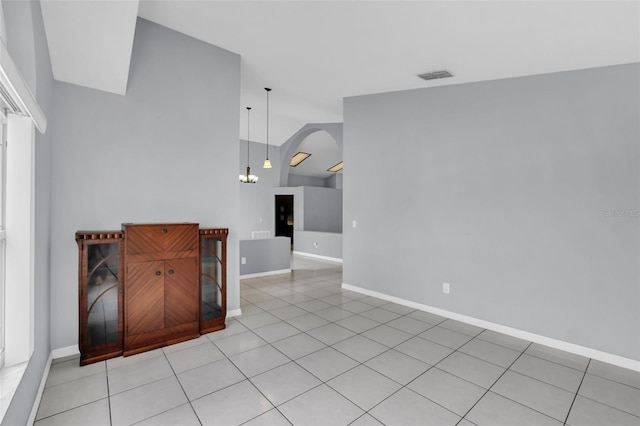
[290,152,312,167]
[327,161,343,172]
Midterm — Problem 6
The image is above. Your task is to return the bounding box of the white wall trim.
[27,352,53,426]
[227,309,242,318]
[51,345,79,360]
[240,269,291,279]
[293,251,343,264]
[343,282,640,372]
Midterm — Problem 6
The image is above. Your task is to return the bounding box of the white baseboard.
[227,309,242,318]
[240,269,291,279]
[293,251,343,263]
[342,283,640,372]
[28,352,53,426]
[51,345,79,360]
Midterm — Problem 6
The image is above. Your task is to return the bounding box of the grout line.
[563,358,591,425]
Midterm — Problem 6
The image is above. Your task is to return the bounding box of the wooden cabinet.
[123,223,200,356]
[200,228,228,334]
[76,231,124,366]
[77,223,228,364]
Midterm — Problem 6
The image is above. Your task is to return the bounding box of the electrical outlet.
[352,220,357,228]
[443,282,450,294]
[241,257,246,265]
[314,242,318,248]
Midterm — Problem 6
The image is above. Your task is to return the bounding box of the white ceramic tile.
[229,345,290,378]
[271,333,327,360]
[254,298,291,311]
[419,326,473,349]
[394,336,454,365]
[438,319,484,337]
[45,358,105,388]
[408,368,486,416]
[109,376,188,426]
[332,335,388,363]
[379,303,415,315]
[213,330,267,357]
[285,313,329,332]
[340,300,377,314]
[165,341,225,374]
[579,373,640,416]
[296,347,359,382]
[510,354,584,392]
[334,315,380,333]
[243,408,292,426]
[191,380,273,426]
[386,316,434,335]
[365,349,431,385]
[407,310,446,325]
[587,360,640,389]
[349,413,385,426]
[362,324,413,348]
[306,323,356,345]
[36,373,108,420]
[314,306,355,322]
[359,308,401,323]
[296,299,333,313]
[34,398,110,426]
[525,343,589,371]
[237,312,282,330]
[251,362,321,406]
[458,338,521,368]
[136,403,201,426]
[369,387,460,426]
[107,355,174,395]
[566,396,640,426]
[177,358,245,401]
[476,329,530,352]
[279,384,364,426]
[252,321,301,343]
[491,371,574,421]
[466,392,562,426]
[437,352,505,389]
[270,304,309,320]
[327,365,401,411]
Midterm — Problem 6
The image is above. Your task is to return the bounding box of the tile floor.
[35,256,640,425]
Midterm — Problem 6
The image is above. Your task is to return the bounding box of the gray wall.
[343,64,640,361]
[50,18,241,351]
[238,140,280,240]
[294,230,342,260]
[239,237,291,276]
[2,0,53,424]
[304,187,342,233]
[288,173,329,188]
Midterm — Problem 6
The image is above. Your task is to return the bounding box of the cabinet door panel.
[164,224,198,252]
[165,257,198,328]
[126,226,165,255]
[126,261,165,335]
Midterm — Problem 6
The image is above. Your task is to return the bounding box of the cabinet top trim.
[199,228,229,236]
[76,231,123,240]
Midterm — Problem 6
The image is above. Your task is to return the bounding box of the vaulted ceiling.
[40,0,640,147]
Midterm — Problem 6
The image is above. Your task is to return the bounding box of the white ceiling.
[40,1,639,146]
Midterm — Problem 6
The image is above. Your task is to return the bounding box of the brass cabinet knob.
[161,228,168,234]
[155,270,161,276]
[168,269,175,274]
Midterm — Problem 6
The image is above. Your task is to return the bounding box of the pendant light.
[263,87,272,168]
[239,107,258,183]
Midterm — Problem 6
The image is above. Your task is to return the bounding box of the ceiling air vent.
[418,70,453,81]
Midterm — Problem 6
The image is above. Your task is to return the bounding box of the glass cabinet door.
[200,230,227,333]
[77,233,123,365]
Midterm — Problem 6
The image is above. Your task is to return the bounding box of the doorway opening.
[275,195,294,250]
